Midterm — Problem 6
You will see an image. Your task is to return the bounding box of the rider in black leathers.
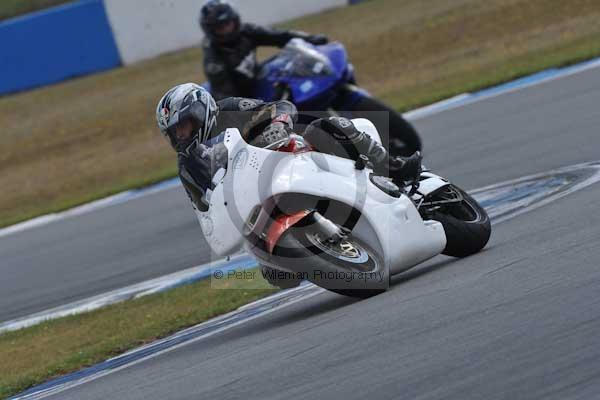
[200,0,328,100]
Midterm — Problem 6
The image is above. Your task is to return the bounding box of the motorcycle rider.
[156,83,421,286]
[200,0,329,100]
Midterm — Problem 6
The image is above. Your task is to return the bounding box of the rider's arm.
[178,141,228,212]
[242,100,298,138]
[216,96,298,147]
[216,97,265,111]
[244,23,328,48]
[179,165,209,212]
[212,97,266,136]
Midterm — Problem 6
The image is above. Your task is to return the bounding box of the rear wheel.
[421,185,491,257]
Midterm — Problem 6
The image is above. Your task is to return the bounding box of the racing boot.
[387,151,422,185]
[347,128,423,184]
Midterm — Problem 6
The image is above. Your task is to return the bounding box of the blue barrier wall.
[0,0,120,95]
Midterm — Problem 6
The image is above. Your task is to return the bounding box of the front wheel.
[260,265,302,289]
[422,185,491,257]
[272,224,387,298]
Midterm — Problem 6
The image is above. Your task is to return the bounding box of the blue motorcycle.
[207,39,422,156]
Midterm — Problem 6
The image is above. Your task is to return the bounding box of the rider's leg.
[302,116,421,184]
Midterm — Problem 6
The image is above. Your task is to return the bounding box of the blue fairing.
[202,40,369,109]
[257,42,347,105]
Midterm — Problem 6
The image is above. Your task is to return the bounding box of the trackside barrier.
[103,0,348,65]
[0,0,120,95]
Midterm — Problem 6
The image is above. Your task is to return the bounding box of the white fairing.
[197,120,448,279]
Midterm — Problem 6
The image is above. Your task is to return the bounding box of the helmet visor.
[167,118,195,144]
[166,101,207,149]
[214,20,236,35]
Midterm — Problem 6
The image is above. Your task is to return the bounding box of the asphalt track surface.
[6,66,600,399]
[2,65,600,323]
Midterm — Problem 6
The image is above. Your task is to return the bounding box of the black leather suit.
[203,23,324,100]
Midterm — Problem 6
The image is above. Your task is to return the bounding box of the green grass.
[0,0,73,21]
[3,0,600,228]
[0,269,278,399]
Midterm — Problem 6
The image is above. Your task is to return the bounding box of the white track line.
[14,284,325,400]
[0,254,255,333]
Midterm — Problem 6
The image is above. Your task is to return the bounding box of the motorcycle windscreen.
[273,39,334,78]
[256,40,343,103]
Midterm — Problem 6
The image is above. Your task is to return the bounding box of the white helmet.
[156,83,219,152]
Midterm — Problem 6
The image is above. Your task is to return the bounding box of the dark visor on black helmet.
[200,0,240,43]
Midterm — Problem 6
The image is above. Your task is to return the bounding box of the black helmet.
[156,83,219,153]
[199,0,241,44]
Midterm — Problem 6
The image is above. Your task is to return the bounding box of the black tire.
[260,265,302,289]
[347,95,423,157]
[428,186,491,257]
[272,226,387,298]
[329,288,384,299]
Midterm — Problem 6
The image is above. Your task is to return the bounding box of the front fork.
[264,210,349,254]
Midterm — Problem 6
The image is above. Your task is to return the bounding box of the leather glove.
[250,121,292,148]
[243,101,297,139]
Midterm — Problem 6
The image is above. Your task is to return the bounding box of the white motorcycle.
[196,119,491,297]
